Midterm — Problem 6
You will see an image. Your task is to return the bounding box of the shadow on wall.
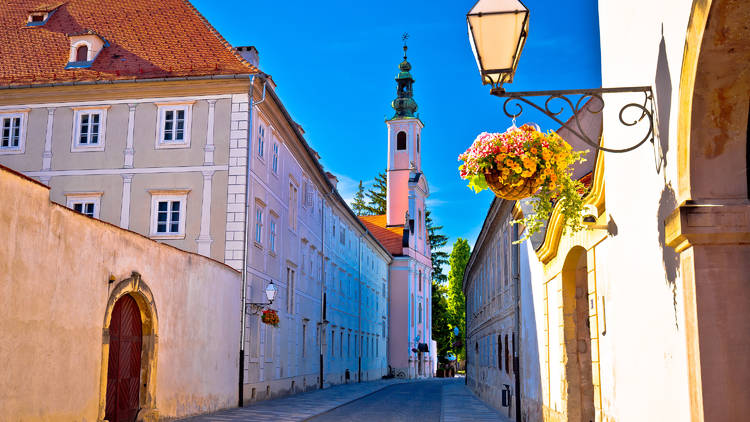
[519,241,544,421]
[658,183,680,328]
[654,25,672,174]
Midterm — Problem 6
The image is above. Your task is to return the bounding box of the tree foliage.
[447,238,470,361]
[363,171,387,215]
[431,281,452,364]
[426,209,448,284]
[351,180,367,216]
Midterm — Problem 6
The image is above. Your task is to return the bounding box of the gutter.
[238,73,268,407]
[0,73,256,90]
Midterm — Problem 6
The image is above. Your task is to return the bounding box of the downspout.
[358,233,362,382]
[320,198,325,389]
[239,75,267,407]
[512,222,522,422]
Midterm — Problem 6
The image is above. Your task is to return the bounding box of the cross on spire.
[402,32,409,59]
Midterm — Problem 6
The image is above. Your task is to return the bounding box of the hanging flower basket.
[458,124,587,239]
[261,309,279,327]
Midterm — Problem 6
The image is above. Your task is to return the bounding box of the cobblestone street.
[182,378,510,422]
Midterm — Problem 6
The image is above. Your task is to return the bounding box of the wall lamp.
[246,280,278,315]
[467,0,655,154]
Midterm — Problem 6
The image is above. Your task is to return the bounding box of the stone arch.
[97,272,159,422]
[677,0,750,202]
[671,1,750,420]
[561,246,594,422]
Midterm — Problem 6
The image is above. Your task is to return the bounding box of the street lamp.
[467,0,528,88]
[466,0,655,155]
[246,280,278,314]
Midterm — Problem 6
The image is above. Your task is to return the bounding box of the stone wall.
[0,165,242,420]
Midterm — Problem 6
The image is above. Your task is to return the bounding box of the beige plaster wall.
[0,166,241,420]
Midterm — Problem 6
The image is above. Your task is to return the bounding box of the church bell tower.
[386,39,425,227]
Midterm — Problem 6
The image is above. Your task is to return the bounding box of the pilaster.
[196,169,214,257]
[42,108,54,170]
[124,104,136,169]
[120,173,133,229]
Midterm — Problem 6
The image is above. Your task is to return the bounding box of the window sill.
[150,234,185,240]
[269,250,277,257]
[254,241,263,250]
[0,148,24,155]
[155,141,190,150]
[71,144,105,152]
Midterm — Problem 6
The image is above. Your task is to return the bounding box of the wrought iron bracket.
[245,302,271,315]
[490,86,654,154]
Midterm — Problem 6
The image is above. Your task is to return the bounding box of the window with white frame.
[149,191,188,237]
[72,107,107,151]
[289,182,298,231]
[257,125,265,158]
[65,193,102,219]
[272,142,278,173]
[269,217,277,253]
[255,206,263,245]
[0,111,27,154]
[156,103,192,148]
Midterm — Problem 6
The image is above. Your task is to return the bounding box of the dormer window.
[26,2,62,26]
[65,30,109,69]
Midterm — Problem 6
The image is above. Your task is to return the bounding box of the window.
[418,302,422,323]
[419,271,422,292]
[149,191,188,238]
[269,218,277,252]
[302,324,307,357]
[417,134,420,153]
[257,125,265,158]
[66,193,101,219]
[339,227,345,244]
[272,142,278,172]
[397,131,406,150]
[505,334,510,374]
[76,45,88,62]
[255,207,263,244]
[72,107,108,151]
[287,268,296,312]
[418,210,422,238]
[156,103,192,148]
[288,183,298,231]
[304,181,314,207]
[340,332,343,357]
[0,111,27,154]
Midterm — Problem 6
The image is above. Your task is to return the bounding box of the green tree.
[351,180,367,216]
[364,171,387,215]
[431,281,452,364]
[447,238,470,361]
[426,209,448,284]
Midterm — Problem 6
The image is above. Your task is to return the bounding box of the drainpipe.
[358,233,362,382]
[320,197,326,389]
[512,223,522,422]
[239,74,267,407]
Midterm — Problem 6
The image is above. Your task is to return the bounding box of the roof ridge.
[179,0,258,74]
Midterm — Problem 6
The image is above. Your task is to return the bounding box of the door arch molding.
[97,272,159,422]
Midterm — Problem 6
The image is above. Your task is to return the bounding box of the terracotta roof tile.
[358,215,404,256]
[0,0,257,86]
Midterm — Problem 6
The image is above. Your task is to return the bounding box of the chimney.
[326,172,339,190]
[236,46,259,68]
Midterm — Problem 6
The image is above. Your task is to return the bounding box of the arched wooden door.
[105,294,142,422]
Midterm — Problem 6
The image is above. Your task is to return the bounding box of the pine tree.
[351,180,367,216]
[447,238,470,361]
[426,209,449,284]
[364,171,387,215]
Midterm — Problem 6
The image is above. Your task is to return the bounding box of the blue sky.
[193,0,601,255]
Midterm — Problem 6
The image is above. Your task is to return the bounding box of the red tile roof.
[358,215,404,256]
[0,0,258,86]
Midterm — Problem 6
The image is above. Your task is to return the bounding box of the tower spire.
[391,34,417,119]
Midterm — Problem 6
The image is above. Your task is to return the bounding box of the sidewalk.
[440,379,512,422]
[180,378,409,422]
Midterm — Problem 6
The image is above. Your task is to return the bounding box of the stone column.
[120,174,133,229]
[204,99,216,165]
[196,169,214,257]
[124,104,136,169]
[42,108,55,171]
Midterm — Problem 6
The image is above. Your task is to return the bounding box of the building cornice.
[0,76,252,107]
